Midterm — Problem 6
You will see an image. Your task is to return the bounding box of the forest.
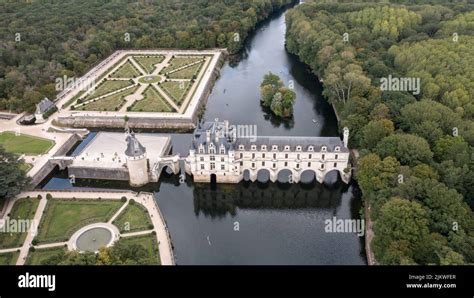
[0,0,296,113]
[286,0,474,264]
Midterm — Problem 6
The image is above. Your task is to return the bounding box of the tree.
[260,72,296,118]
[373,197,430,264]
[323,60,371,103]
[360,119,394,149]
[0,146,30,204]
[374,134,433,166]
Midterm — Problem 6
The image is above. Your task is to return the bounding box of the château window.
[262,153,266,158]
[273,163,276,168]
[334,162,337,168]
[240,161,243,166]
[200,164,205,170]
[321,164,325,170]
[262,161,265,166]
[221,164,225,170]
[309,154,312,159]
[297,154,300,160]
[251,145,256,150]
[220,148,225,154]
[252,163,255,168]
[221,157,225,162]
[273,153,276,159]
[321,146,327,152]
[210,163,215,170]
[284,162,288,167]
[210,155,215,161]
[240,153,243,158]
[296,163,300,169]
[285,145,290,151]
[199,147,204,154]
[285,154,288,159]
[261,145,267,151]
[252,153,255,159]
[308,146,314,152]
[308,162,311,167]
[209,148,216,154]
[335,154,338,160]
[322,154,325,160]
[335,146,340,152]
[296,146,302,151]
[200,157,204,162]
[239,145,244,150]
[272,145,278,151]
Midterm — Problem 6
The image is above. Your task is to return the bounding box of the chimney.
[206,130,211,143]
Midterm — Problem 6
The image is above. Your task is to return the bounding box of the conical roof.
[125,132,146,157]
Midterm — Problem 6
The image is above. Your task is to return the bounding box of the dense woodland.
[286,0,474,264]
[0,0,295,113]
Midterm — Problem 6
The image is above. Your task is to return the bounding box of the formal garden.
[69,52,213,113]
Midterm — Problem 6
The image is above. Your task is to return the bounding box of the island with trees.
[260,72,296,118]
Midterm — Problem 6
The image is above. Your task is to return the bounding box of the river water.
[42,5,366,265]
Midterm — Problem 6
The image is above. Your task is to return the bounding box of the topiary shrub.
[121,197,127,203]
[46,193,53,200]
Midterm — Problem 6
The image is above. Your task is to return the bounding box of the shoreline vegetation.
[285,0,474,265]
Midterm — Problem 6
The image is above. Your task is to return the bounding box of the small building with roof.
[34,97,56,123]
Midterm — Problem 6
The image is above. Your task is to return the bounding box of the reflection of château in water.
[192,179,348,219]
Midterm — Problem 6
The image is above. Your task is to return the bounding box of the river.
[41,4,366,265]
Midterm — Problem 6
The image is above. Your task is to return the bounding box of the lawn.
[26,246,66,265]
[110,60,141,78]
[168,61,204,79]
[0,197,40,249]
[130,86,175,113]
[159,81,191,105]
[19,162,33,173]
[113,202,153,233]
[117,233,160,265]
[78,85,138,111]
[36,199,124,244]
[0,132,55,155]
[161,56,204,74]
[82,79,132,101]
[134,56,165,74]
[0,251,19,265]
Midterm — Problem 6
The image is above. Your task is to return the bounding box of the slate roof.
[125,132,146,157]
[191,121,347,153]
[35,98,55,114]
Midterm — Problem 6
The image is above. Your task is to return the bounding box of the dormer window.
[220,146,225,155]
[284,145,290,151]
[335,146,340,152]
[321,146,327,152]
[308,146,314,152]
[261,145,267,151]
[239,145,245,150]
[296,146,302,151]
[272,145,278,151]
[198,144,204,154]
[251,145,256,151]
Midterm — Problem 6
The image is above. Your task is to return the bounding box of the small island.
[260,72,296,118]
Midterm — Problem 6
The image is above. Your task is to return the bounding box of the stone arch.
[243,169,251,182]
[300,169,317,184]
[276,168,294,183]
[256,168,271,183]
[323,169,343,185]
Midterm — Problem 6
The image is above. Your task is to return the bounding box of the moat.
[41,5,366,265]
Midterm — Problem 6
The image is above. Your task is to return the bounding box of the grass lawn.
[161,56,204,74]
[113,202,153,233]
[0,251,19,265]
[110,60,141,78]
[19,162,33,173]
[168,61,203,79]
[0,197,40,249]
[118,233,160,265]
[36,199,124,244]
[131,86,175,113]
[160,81,190,105]
[134,56,165,74]
[83,79,132,101]
[0,132,55,155]
[26,246,66,265]
[79,85,138,111]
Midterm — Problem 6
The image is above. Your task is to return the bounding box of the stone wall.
[68,166,130,181]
